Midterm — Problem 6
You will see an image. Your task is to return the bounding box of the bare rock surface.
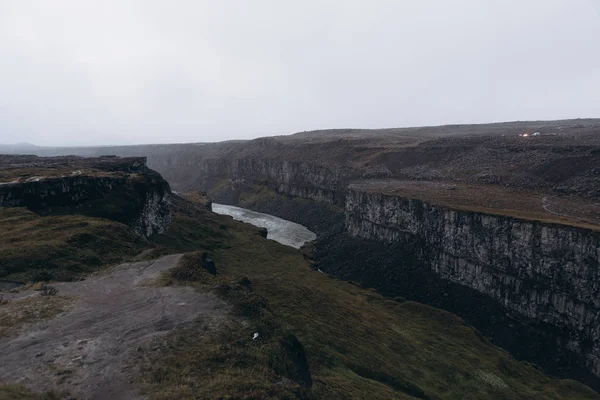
[0,254,225,399]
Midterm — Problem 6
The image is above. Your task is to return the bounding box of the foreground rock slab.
[0,254,225,399]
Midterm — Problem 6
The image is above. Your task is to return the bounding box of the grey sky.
[0,1,599,146]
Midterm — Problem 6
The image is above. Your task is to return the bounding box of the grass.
[137,300,310,399]
[138,253,314,399]
[0,207,149,281]
[0,385,63,400]
[1,191,598,398]
[0,166,110,182]
[354,181,600,231]
[0,295,72,338]
[142,196,599,399]
[147,195,230,257]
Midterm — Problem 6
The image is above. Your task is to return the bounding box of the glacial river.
[211,203,316,249]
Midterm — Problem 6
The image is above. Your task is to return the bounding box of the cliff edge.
[0,155,171,237]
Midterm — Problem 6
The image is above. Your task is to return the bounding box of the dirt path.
[0,254,225,399]
[541,196,563,216]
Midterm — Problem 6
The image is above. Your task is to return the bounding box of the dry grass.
[0,167,124,183]
[0,295,72,338]
[352,180,600,230]
[0,384,63,400]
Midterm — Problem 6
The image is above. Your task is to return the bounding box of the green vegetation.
[1,193,597,399]
[0,195,222,282]
[148,196,229,255]
[0,207,148,281]
[0,385,62,400]
[139,269,310,399]
[141,196,599,399]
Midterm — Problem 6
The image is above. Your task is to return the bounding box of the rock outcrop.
[0,155,171,236]
[345,188,600,377]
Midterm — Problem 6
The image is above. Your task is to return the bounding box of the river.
[211,203,316,249]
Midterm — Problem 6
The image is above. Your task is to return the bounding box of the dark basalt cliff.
[192,158,350,206]
[0,155,172,236]
[345,188,600,378]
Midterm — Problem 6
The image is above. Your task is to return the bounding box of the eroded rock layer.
[0,155,171,236]
[345,188,600,377]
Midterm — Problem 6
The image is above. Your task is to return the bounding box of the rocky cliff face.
[135,148,600,385]
[345,188,600,377]
[0,156,172,237]
[166,156,351,206]
[129,183,172,236]
[229,158,348,205]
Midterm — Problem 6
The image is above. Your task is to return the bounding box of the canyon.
[4,118,600,391]
[4,156,596,399]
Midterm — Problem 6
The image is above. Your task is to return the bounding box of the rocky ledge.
[0,155,171,236]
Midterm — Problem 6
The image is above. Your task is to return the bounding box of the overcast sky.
[0,1,599,146]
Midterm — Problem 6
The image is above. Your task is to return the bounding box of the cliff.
[221,158,349,205]
[0,155,172,236]
[345,187,600,377]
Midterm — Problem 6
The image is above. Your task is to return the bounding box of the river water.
[211,203,316,249]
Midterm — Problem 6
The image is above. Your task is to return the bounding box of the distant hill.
[3,118,600,156]
[0,143,42,154]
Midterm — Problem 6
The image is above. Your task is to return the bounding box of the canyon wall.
[345,188,600,376]
[154,156,352,207]
[230,158,348,205]
[0,156,172,237]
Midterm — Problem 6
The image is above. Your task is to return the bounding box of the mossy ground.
[0,385,62,400]
[1,194,598,399]
[140,195,599,400]
[0,207,148,282]
[0,295,72,338]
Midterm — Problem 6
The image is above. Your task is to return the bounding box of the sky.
[0,1,599,146]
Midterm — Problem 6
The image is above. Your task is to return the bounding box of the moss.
[0,208,149,281]
[0,385,63,400]
[169,252,217,282]
[149,196,229,255]
[1,189,597,399]
[144,195,598,399]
